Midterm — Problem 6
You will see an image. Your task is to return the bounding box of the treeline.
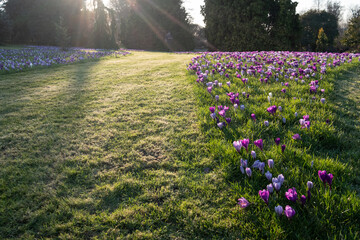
[202,0,360,52]
[0,0,195,51]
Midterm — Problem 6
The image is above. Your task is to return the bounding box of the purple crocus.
[219,110,226,118]
[251,113,256,121]
[264,120,269,126]
[265,171,272,181]
[285,188,298,202]
[321,98,326,104]
[284,205,296,219]
[300,195,306,205]
[209,106,216,113]
[327,173,333,190]
[217,122,225,129]
[238,197,250,208]
[246,167,252,177]
[267,105,277,115]
[307,181,313,200]
[233,141,242,152]
[241,139,250,152]
[240,159,248,174]
[207,87,212,93]
[267,183,274,193]
[251,151,256,159]
[318,170,327,185]
[259,189,270,205]
[281,144,286,153]
[254,139,263,151]
[292,134,301,140]
[275,205,283,216]
[281,88,286,93]
[227,81,231,87]
[226,118,231,124]
[215,95,219,101]
[275,138,281,145]
[268,159,274,168]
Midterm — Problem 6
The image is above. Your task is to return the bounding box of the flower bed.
[0,46,130,73]
[188,51,360,227]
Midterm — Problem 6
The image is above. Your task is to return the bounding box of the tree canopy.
[201,0,301,51]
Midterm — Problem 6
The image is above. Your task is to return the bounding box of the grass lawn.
[0,51,359,239]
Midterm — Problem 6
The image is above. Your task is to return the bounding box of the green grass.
[0,52,359,239]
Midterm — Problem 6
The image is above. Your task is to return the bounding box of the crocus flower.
[210,112,216,119]
[233,141,242,152]
[292,134,301,140]
[321,89,325,93]
[278,106,282,112]
[240,105,245,110]
[321,98,325,104]
[281,144,286,153]
[275,138,281,145]
[274,182,281,192]
[251,113,256,121]
[251,151,256,159]
[303,115,310,121]
[267,183,274,193]
[240,159,247,174]
[241,139,250,152]
[284,205,296,219]
[285,188,298,202]
[281,88,286,93]
[275,205,283,216]
[265,171,272,181]
[217,122,225,129]
[295,112,298,117]
[318,170,327,184]
[219,110,226,118]
[282,117,286,123]
[209,106,216,113]
[300,195,306,205]
[246,167,252,177]
[258,162,265,174]
[234,104,238,109]
[307,181,313,190]
[254,139,263,151]
[326,119,330,124]
[207,87,212,93]
[259,189,270,205]
[238,197,250,208]
[267,105,277,115]
[278,174,285,185]
[226,118,231,124]
[327,173,333,190]
[215,95,219,101]
[227,81,231,87]
[264,120,269,126]
[268,159,274,168]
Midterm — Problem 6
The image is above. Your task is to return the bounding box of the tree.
[316,27,329,51]
[326,1,342,21]
[93,0,112,49]
[0,8,11,44]
[300,10,338,51]
[111,0,194,51]
[55,16,71,50]
[342,8,360,52]
[201,0,301,51]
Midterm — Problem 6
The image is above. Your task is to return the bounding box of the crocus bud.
[259,189,270,205]
[278,106,282,112]
[275,205,283,216]
[251,113,256,121]
[264,120,269,126]
[281,144,286,153]
[234,104,238,109]
[246,167,252,177]
[227,81,231,87]
[259,162,265,174]
[307,181,313,190]
[251,151,256,159]
[321,98,325,104]
[269,92,273,97]
[275,138,281,145]
[274,182,281,192]
[282,117,286,123]
[268,159,274,168]
[215,95,219,101]
[300,195,306,205]
[278,174,285,185]
[265,171,272,181]
[267,183,274,193]
[240,105,245,110]
[295,112,298,117]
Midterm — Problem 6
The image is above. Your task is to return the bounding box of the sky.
[182,0,360,27]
